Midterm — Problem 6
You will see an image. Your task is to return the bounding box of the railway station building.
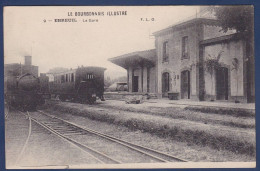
[109,18,255,103]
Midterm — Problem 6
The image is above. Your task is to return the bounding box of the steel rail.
[29,116,121,164]
[17,110,120,164]
[38,110,188,162]
[14,111,32,165]
[37,117,167,163]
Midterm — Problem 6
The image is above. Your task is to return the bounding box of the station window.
[163,41,169,62]
[182,36,189,59]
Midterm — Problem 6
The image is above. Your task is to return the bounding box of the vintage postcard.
[4,6,255,169]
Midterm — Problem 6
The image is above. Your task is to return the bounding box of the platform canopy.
[109,49,156,69]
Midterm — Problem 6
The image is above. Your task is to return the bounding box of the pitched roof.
[200,33,242,46]
[153,18,221,36]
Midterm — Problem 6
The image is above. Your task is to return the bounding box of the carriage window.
[86,74,94,79]
[65,74,68,82]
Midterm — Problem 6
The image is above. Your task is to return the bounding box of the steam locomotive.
[49,66,106,104]
[4,72,44,111]
[4,57,47,111]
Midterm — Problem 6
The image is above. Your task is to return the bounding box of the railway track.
[19,109,188,164]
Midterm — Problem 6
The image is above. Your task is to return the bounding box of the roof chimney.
[24,56,32,65]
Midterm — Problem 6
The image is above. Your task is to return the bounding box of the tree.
[212,6,253,37]
[212,6,255,102]
[212,6,254,59]
[204,51,223,101]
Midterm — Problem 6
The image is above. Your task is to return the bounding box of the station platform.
[99,98,255,116]
[146,99,255,110]
[104,92,255,112]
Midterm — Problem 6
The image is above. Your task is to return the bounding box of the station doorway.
[133,76,138,92]
[216,67,229,100]
[181,70,190,99]
[162,72,170,97]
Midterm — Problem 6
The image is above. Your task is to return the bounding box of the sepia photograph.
[3,5,255,169]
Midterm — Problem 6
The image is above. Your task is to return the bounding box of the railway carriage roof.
[52,69,77,76]
[52,66,106,76]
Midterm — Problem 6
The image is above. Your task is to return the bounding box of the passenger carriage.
[50,66,106,104]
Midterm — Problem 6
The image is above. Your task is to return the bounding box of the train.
[4,72,45,111]
[4,60,106,111]
[48,66,106,104]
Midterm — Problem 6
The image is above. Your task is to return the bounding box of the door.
[181,70,190,99]
[216,67,228,100]
[147,68,150,93]
[133,76,138,92]
[162,72,170,97]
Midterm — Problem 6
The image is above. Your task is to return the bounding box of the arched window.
[162,72,170,93]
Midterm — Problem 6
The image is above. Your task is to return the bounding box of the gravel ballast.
[42,101,256,157]
[41,108,255,162]
[5,110,102,168]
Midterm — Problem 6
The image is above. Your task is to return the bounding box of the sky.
[4,6,201,79]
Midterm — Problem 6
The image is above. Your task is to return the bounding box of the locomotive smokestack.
[24,56,32,65]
